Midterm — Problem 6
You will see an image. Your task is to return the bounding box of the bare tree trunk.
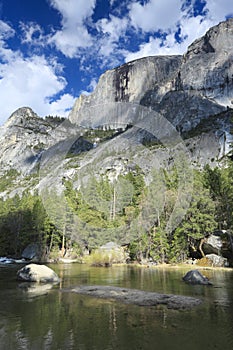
[113,187,116,220]
[158,212,165,264]
[61,228,65,257]
[199,238,205,258]
[110,187,116,220]
[49,232,54,253]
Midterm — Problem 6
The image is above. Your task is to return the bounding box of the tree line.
[0,159,233,263]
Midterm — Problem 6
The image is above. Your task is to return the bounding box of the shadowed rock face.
[69,19,233,132]
[70,285,202,310]
[182,270,212,285]
[21,243,41,261]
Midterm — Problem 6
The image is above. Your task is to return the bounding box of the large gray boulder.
[203,234,223,255]
[21,243,41,260]
[205,254,228,267]
[99,242,129,264]
[182,269,212,285]
[17,264,60,283]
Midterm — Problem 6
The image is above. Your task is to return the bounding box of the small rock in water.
[182,269,212,285]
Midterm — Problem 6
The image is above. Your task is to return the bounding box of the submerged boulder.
[71,285,202,310]
[182,269,212,285]
[17,264,60,283]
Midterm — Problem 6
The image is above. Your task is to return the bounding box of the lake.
[0,263,233,350]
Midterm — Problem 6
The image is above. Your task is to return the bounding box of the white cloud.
[129,0,182,32]
[47,93,77,116]
[0,53,76,123]
[204,0,233,21]
[109,0,117,6]
[48,0,96,57]
[125,37,168,62]
[0,20,17,62]
[125,14,212,61]
[178,15,213,47]
[124,0,232,62]
[0,18,77,124]
[49,0,95,23]
[19,22,46,46]
[95,14,128,65]
[50,26,92,58]
[97,15,128,42]
[0,20,15,40]
[80,77,98,95]
[88,78,97,91]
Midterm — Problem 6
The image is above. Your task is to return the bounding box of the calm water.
[0,263,233,350]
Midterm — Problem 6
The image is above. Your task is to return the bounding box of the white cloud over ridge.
[0,35,76,123]
[125,14,213,61]
[124,0,233,62]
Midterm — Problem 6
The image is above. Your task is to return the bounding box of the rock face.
[181,19,233,107]
[203,234,223,255]
[21,243,41,261]
[69,56,182,127]
[71,285,202,309]
[0,107,81,175]
[69,19,233,134]
[182,270,212,285]
[205,254,227,267]
[17,264,60,283]
[98,242,129,264]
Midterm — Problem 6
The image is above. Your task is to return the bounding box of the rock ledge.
[70,285,202,310]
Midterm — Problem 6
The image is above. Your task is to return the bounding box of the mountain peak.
[5,107,39,128]
[185,17,233,59]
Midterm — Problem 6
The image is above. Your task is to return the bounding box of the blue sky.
[0,0,232,124]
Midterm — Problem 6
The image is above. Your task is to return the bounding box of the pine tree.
[171,171,217,261]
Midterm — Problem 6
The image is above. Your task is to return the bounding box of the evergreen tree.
[171,171,217,261]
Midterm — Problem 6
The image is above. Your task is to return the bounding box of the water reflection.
[0,264,233,349]
[18,282,54,298]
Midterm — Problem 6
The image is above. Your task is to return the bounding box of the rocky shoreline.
[69,285,202,310]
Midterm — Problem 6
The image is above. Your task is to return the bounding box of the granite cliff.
[0,19,232,197]
[69,18,233,134]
